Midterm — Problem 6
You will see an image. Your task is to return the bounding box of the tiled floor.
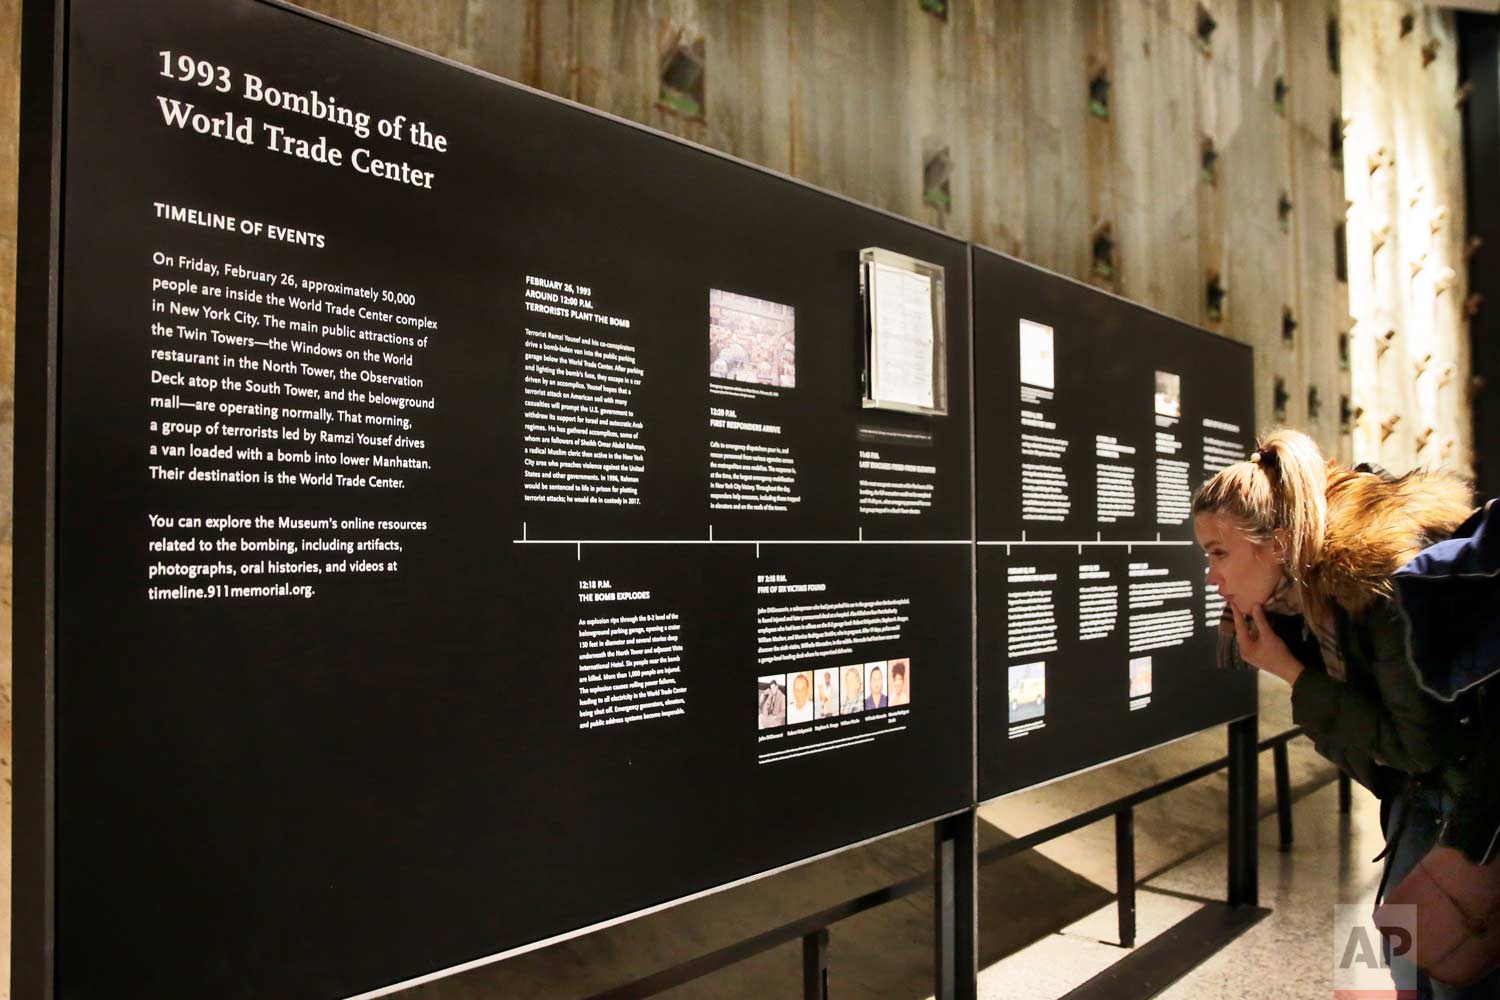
[968,777,1390,999]
[1156,781,1387,1000]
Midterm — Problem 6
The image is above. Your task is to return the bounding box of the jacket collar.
[1305,466,1474,616]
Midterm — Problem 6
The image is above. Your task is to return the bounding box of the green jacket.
[1288,597,1467,799]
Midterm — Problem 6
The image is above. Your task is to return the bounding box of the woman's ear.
[1270,528,1292,564]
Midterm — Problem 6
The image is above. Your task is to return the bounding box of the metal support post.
[1273,740,1293,850]
[802,928,828,1000]
[934,810,977,1000]
[1227,715,1259,907]
[1116,807,1137,948]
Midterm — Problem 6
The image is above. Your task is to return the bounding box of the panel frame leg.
[1116,806,1136,948]
[802,927,828,1000]
[934,810,977,1000]
[1273,739,1293,851]
[1227,715,1259,907]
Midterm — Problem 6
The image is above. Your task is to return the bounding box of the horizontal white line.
[759,731,879,759]
[756,728,906,758]
[517,537,1195,548]
[759,725,909,761]
[514,538,970,546]
[979,540,1194,547]
[759,726,908,760]
[760,738,878,762]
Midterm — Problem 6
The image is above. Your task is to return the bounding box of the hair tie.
[1250,451,1262,464]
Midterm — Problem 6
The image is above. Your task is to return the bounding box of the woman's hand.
[1231,602,1305,685]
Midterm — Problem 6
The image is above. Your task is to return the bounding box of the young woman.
[1193,429,1491,998]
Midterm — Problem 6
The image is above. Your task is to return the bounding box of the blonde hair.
[1191,428,1329,584]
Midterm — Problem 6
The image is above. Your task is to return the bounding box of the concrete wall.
[1,0,20,991]
[300,0,1364,462]
[278,1,1473,478]
[1342,1,1473,472]
[1,0,14,546]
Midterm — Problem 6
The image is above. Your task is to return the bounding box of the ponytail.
[1191,429,1329,584]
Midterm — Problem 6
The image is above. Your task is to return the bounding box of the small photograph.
[888,657,911,706]
[1008,662,1047,724]
[839,663,865,715]
[709,288,796,387]
[1154,370,1182,418]
[1129,655,1154,699]
[757,674,787,729]
[1019,319,1055,390]
[864,661,889,710]
[815,668,840,718]
[786,670,815,724]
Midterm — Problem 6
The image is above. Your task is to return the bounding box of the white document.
[1018,318,1055,389]
[872,262,936,410]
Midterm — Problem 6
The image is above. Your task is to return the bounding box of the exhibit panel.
[972,247,1258,801]
[26,1,974,997]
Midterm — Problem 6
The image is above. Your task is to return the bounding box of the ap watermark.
[1335,903,1418,999]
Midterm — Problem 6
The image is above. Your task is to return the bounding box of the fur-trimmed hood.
[1306,466,1475,615]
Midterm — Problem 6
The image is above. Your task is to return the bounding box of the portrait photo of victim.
[757,674,787,729]
[864,661,889,710]
[839,664,864,715]
[815,668,840,718]
[887,658,910,706]
[786,670,815,724]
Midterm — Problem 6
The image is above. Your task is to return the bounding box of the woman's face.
[892,672,906,696]
[844,668,860,694]
[1193,512,1285,614]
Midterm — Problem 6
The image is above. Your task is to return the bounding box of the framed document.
[860,247,948,415]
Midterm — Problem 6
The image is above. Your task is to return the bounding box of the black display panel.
[42,2,973,997]
[973,247,1257,802]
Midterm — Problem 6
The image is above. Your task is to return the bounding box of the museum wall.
[1341,2,1472,473]
[292,0,1355,465]
[277,0,1476,481]
[0,0,1477,993]
[3,0,18,545]
[1,0,20,992]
